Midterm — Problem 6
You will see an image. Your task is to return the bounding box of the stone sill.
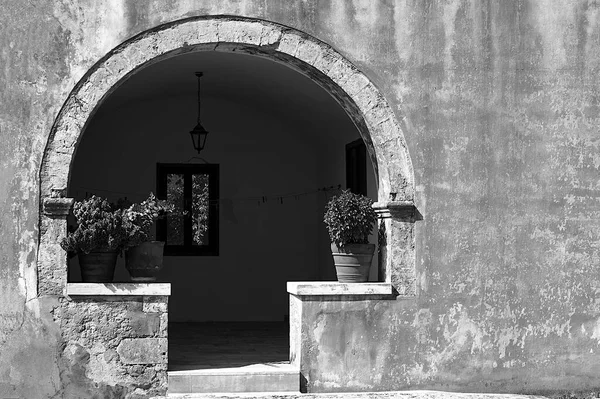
[287,282,393,297]
[66,283,171,296]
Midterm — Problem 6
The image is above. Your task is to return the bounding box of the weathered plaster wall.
[1,0,600,397]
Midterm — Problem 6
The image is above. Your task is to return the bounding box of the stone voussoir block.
[193,19,219,43]
[365,102,394,127]
[77,79,105,109]
[345,71,371,96]
[312,47,339,75]
[56,112,85,140]
[117,338,167,365]
[295,39,323,65]
[277,31,304,56]
[354,81,384,115]
[260,28,283,47]
[221,19,263,45]
[326,58,357,88]
[370,117,401,146]
[154,26,191,53]
[102,48,136,81]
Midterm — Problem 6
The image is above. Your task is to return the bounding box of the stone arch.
[39,15,416,295]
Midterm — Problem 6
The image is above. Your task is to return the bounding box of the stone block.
[326,58,357,88]
[344,71,370,96]
[295,40,322,65]
[354,81,383,116]
[259,23,283,46]
[117,338,167,364]
[277,31,303,56]
[37,243,67,296]
[216,19,263,45]
[39,215,67,242]
[194,19,219,43]
[127,310,160,337]
[45,151,70,186]
[142,296,167,313]
[312,48,339,75]
[365,102,394,127]
[155,26,189,54]
[109,42,142,76]
[77,79,104,108]
[159,313,168,337]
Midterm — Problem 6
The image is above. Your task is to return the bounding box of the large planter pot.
[125,241,165,282]
[78,250,118,283]
[331,243,375,283]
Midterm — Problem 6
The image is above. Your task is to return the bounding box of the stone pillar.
[373,201,418,296]
[38,196,73,295]
[287,282,395,393]
[60,284,170,398]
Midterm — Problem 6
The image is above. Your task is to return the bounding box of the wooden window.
[346,138,367,196]
[156,163,219,256]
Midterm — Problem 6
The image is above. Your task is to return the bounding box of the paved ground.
[169,322,288,371]
[157,390,550,399]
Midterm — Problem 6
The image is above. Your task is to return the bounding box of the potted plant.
[323,190,378,283]
[122,193,174,282]
[60,196,126,283]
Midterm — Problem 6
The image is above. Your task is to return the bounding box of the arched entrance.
[39,15,415,296]
[38,15,417,395]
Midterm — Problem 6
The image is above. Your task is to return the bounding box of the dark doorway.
[346,138,367,196]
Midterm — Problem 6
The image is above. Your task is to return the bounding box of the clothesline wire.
[71,184,343,204]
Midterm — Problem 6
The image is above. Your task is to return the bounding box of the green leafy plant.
[60,196,126,254]
[323,190,377,248]
[122,192,175,247]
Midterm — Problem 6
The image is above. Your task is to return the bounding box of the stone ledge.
[43,197,74,216]
[66,283,171,296]
[287,282,393,296]
[373,201,417,220]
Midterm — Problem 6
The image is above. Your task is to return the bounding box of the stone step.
[167,362,299,395]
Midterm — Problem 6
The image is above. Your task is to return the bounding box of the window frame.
[156,163,219,256]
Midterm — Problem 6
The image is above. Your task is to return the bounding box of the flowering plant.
[122,193,175,247]
[60,196,126,254]
[323,190,377,248]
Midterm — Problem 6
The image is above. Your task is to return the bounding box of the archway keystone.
[39,15,416,295]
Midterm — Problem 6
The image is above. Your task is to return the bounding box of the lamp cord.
[196,71,203,125]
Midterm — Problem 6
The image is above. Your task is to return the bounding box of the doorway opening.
[66,50,377,374]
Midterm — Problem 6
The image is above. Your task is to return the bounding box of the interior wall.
[316,138,379,282]
[68,55,376,322]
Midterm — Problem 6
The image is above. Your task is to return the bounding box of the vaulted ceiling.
[96,50,356,138]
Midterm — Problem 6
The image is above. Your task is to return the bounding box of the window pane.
[166,174,184,245]
[192,173,210,245]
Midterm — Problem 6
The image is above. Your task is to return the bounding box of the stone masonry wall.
[57,295,168,398]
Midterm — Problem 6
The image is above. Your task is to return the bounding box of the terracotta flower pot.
[125,241,165,282]
[330,243,375,283]
[78,250,118,283]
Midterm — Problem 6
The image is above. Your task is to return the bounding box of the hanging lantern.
[190,72,209,153]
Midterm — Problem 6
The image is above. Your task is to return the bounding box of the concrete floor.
[168,322,289,371]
